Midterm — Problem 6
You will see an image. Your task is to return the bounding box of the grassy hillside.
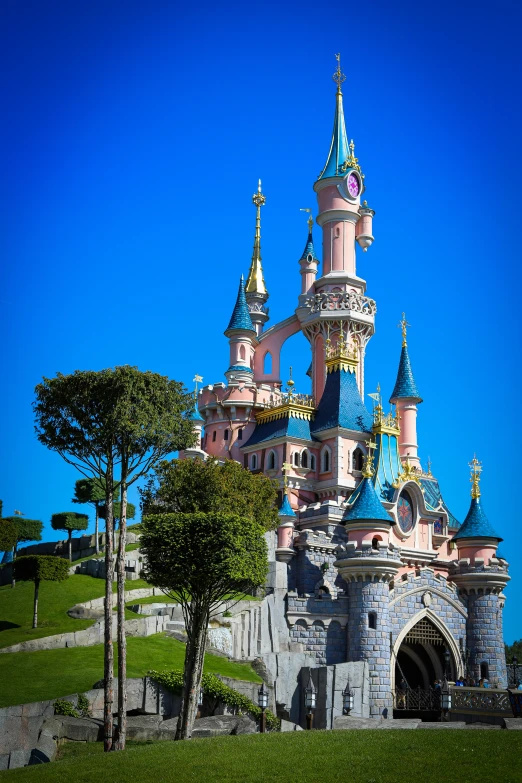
[0,633,260,707]
[2,730,521,783]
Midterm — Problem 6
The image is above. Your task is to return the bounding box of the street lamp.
[343,681,355,715]
[444,648,451,679]
[258,682,269,733]
[304,673,316,730]
[196,685,204,719]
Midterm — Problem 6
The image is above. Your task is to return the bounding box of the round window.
[397,491,414,534]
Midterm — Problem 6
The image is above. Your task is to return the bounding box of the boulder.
[191,714,256,738]
[55,717,103,743]
[124,715,163,742]
[280,719,303,732]
[504,718,522,730]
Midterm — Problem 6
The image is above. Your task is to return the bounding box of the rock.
[55,717,103,743]
[0,717,44,754]
[29,734,58,765]
[0,754,9,771]
[333,717,420,730]
[124,715,163,741]
[417,722,467,729]
[280,719,303,732]
[191,714,256,738]
[8,749,32,769]
[504,718,522,730]
[462,723,501,729]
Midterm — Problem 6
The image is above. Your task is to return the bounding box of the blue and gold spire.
[299,213,319,262]
[452,458,502,541]
[224,276,256,335]
[317,55,363,181]
[343,446,394,523]
[389,313,422,403]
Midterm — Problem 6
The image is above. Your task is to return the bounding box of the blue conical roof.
[312,367,373,434]
[343,477,394,523]
[190,398,204,422]
[318,90,351,180]
[300,230,319,262]
[225,277,256,335]
[452,498,502,541]
[390,345,422,402]
[279,494,296,518]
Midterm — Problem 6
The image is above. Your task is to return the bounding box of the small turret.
[245,180,269,335]
[390,314,422,468]
[452,457,503,560]
[224,277,257,384]
[275,473,297,564]
[298,211,319,297]
[181,375,207,460]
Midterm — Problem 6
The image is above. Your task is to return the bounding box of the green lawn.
[0,633,260,707]
[2,730,521,783]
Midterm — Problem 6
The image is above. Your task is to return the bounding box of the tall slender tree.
[34,366,195,751]
[99,502,136,551]
[51,511,89,561]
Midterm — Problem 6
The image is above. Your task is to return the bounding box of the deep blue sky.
[0,0,520,642]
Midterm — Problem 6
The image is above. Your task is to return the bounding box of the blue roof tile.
[279,494,296,518]
[189,398,205,422]
[225,277,256,335]
[300,231,319,262]
[242,414,317,447]
[343,477,394,523]
[419,478,460,529]
[226,365,254,374]
[390,345,422,402]
[318,90,351,180]
[312,367,372,434]
[452,498,502,541]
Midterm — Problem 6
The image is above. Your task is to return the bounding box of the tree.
[99,501,136,551]
[13,555,69,628]
[51,511,89,562]
[0,518,17,554]
[2,516,43,588]
[141,510,268,740]
[72,478,118,555]
[140,457,279,531]
[34,366,195,751]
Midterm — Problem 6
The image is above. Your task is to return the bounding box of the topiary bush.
[148,669,280,731]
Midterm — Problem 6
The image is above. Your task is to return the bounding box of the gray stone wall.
[288,618,346,665]
[346,579,392,718]
[467,592,507,686]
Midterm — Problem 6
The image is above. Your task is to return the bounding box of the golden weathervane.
[398,312,411,347]
[333,53,346,94]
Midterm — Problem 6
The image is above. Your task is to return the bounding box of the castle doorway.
[393,616,455,719]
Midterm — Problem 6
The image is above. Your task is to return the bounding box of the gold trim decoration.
[469,454,482,499]
[339,139,364,180]
[245,179,267,295]
[369,383,400,435]
[362,439,377,478]
[392,456,422,488]
[325,321,359,374]
[398,312,411,347]
[333,52,346,94]
[256,371,315,423]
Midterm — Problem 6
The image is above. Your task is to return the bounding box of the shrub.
[53,699,79,718]
[149,669,280,731]
[77,693,91,717]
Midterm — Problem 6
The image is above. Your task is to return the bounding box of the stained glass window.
[397,491,414,533]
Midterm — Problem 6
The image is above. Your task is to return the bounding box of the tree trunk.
[68,529,73,562]
[103,460,115,752]
[176,608,208,740]
[114,463,128,751]
[95,505,100,555]
[11,543,17,588]
[33,579,40,628]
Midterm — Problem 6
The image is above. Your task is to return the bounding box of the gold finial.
[362,439,377,478]
[398,312,411,347]
[427,457,433,477]
[246,179,267,295]
[282,461,292,489]
[333,53,346,94]
[469,454,482,499]
[300,208,314,234]
[287,366,295,395]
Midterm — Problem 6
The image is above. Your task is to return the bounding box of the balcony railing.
[305,291,377,316]
[451,686,512,715]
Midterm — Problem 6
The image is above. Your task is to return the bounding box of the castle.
[181,56,510,721]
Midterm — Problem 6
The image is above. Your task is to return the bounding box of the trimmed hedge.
[149,670,280,731]
[13,555,70,582]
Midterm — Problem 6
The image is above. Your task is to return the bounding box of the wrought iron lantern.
[444,648,451,678]
[198,686,204,707]
[258,682,269,733]
[441,689,452,711]
[343,681,355,714]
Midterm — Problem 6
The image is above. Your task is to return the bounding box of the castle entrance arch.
[392,613,459,718]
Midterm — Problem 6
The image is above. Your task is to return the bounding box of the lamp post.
[508,656,520,688]
[304,673,316,730]
[197,685,204,719]
[343,681,355,715]
[258,682,269,733]
[444,648,451,680]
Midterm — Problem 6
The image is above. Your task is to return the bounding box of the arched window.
[294,451,300,467]
[267,450,276,470]
[310,454,316,471]
[263,351,272,374]
[301,450,308,468]
[250,454,258,470]
[480,662,489,680]
[372,537,380,550]
[321,447,331,473]
[352,447,364,472]
[368,612,377,629]
[224,429,229,441]
[239,345,246,360]
[212,431,217,442]
[237,428,243,441]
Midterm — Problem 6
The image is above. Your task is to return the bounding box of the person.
[483,679,490,689]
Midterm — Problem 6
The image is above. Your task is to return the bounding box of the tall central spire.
[245,179,269,334]
[317,54,351,180]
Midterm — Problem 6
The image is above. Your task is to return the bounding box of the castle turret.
[224,277,257,384]
[245,181,269,335]
[390,313,423,469]
[450,458,509,686]
[298,212,319,297]
[275,491,297,564]
[335,449,401,717]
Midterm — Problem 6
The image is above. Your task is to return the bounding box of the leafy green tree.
[0,518,17,553]
[13,555,69,628]
[141,511,268,740]
[34,366,195,751]
[506,639,522,663]
[141,457,279,531]
[72,478,118,555]
[51,511,89,562]
[2,516,43,588]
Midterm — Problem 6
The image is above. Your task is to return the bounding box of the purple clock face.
[347,172,360,198]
